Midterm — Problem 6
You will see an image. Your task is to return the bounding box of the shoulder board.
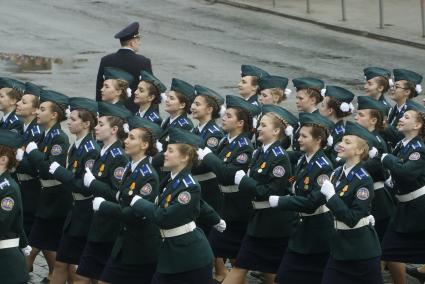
[315,156,330,168]
[207,125,221,134]
[139,163,153,177]
[354,168,369,181]
[9,115,19,123]
[83,140,96,152]
[375,135,381,143]
[110,148,123,158]
[271,146,284,157]
[251,101,259,106]
[31,125,41,136]
[334,125,345,135]
[0,178,10,190]
[252,149,259,159]
[182,174,196,188]
[237,137,249,148]
[411,141,423,150]
[50,129,61,138]
[148,111,160,120]
[177,118,189,127]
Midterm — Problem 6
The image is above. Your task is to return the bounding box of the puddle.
[0,52,88,74]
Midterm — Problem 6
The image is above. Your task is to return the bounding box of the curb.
[216,0,425,50]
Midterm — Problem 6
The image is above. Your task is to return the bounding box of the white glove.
[83,167,96,187]
[269,195,280,208]
[130,195,142,206]
[21,245,32,256]
[214,219,226,233]
[368,147,378,159]
[92,197,105,211]
[320,180,336,201]
[234,170,246,185]
[156,141,163,152]
[16,148,24,161]
[25,142,38,154]
[49,162,61,174]
[381,153,388,162]
[197,147,212,160]
[116,191,121,201]
[385,176,393,188]
[367,215,375,226]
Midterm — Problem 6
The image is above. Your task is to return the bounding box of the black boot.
[406,266,425,283]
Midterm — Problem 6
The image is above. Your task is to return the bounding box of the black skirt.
[100,256,156,284]
[321,256,383,284]
[151,264,213,284]
[235,235,289,273]
[55,235,87,265]
[208,221,247,259]
[76,241,114,280]
[381,229,425,263]
[374,217,390,243]
[276,251,329,284]
[28,217,65,251]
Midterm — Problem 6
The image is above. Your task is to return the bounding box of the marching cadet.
[223,107,298,284]
[384,69,423,149]
[94,116,162,284]
[319,121,382,284]
[197,95,258,283]
[14,82,43,237]
[238,65,269,106]
[0,77,25,132]
[130,128,217,284]
[319,85,355,165]
[269,113,334,284]
[191,84,225,229]
[363,67,392,114]
[100,67,135,107]
[0,129,30,284]
[379,104,425,284]
[134,70,165,125]
[24,90,72,282]
[74,102,130,283]
[355,96,394,243]
[47,98,100,284]
[257,75,291,106]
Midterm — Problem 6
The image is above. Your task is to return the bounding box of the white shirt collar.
[23,123,30,132]
[137,108,148,118]
[169,116,178,124]
[74,137,84,149]
[100,143,113,156]
[131,156,146,172]
[343,163,356,176]
[305,153,315,163]
[120,47,134,52]
[397,103,406,112]
[1,111,11,121]
[262,143,273,152]
[198,122,208,133]
[227,134,237,144]
[171,171,179,180]
[402,137,413,147]
[44,128,51,136]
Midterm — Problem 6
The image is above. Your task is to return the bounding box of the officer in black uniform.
[96,21,153,113]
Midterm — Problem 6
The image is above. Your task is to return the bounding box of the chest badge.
[258,162,266,173]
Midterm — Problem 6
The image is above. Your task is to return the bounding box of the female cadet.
[269,113,334,284]
[0,77,24,132]
[355,96,394,243]
[238,65,269,106]
[190,85,224,226]
[222,107,298,284]
[100,67,134,107]
[130,128,215,284]
[257,75,291,106]
[73,102,130,283]
[0,130,29,284]
[197,95,258,283]
[363,67,392,114]
[94,116,162,284]
[319,85,355,165]
[134,71,165,125]
[15,82,43,237]
[24,90,71,282]
[319,121,382,284]
[379,104,425,284]
[47,98,100,284]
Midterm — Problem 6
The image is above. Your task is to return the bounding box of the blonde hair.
[263,112,288,141]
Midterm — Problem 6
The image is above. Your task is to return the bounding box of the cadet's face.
[390,80,409,102]
[337,135,362,159]
[95,116,113,142]
[221,108,239,132]
[398,110,421,133]
[298,126,316,152]
[258,89,274,105]
[0,88,14,111]
[134,81,153,105]
[67,110,85,135]
[36,102,54,125]
[164,144,185,169]
[164,91,184,113]
[101,79,120,102]
[257,115,277,143]
[295,90,312,112]
[124,129,144,156]
[191,96,209,119]
[364,78,383,97]
[318,96,332,118]
[238,76,257,97]
[354,109,374,130]
[16,94,37,117]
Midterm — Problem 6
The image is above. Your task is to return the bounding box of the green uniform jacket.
[84,141,128,242]
[277,149,333,254]
[327,120,345,167]
[238,141,297,238]
[384,104,407,149]
[203,133,254,222]
[159,114,194,148]
[327,164,381,260]
[27,123,72,219]
[132,169,214,274]
[52,134,100,237]
[382,137,425,232]
[0,172,29,284]
[0,109,23,133]
[98,157,161,265]
[136,104,162,126]
[378,94,391,115]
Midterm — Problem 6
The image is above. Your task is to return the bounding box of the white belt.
[373,181,384,190]
[72,193,93,201]
[219,185,239,193]
[40,179,62,188]
[300,205,330,217]
[334,217,370,230]
[159,221,196,238]
[0,238,19,249]
[251,201,271,209]
[16,173,35,181]
[396,185,425,203]
[193,172,216,182]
